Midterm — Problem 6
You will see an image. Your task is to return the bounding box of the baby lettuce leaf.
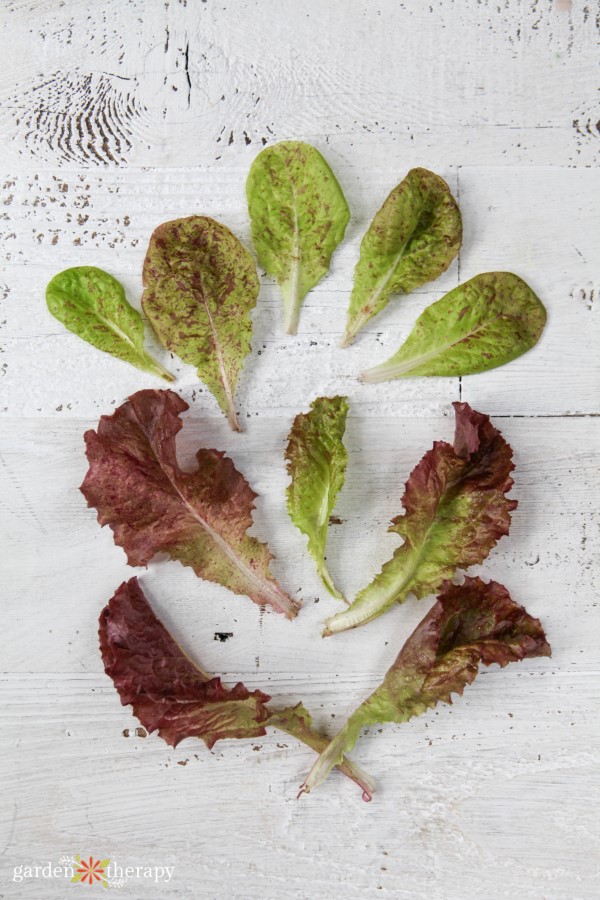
[301,576,550,795]
[324,403,516,635]
[142,216,260,432]
[341,168,462,347]
[246,141,350,335]
[362,272,547,382]
[82,389,300,619]
[285,396,349,600]
[101,577,375,799]
[46,266,174,381]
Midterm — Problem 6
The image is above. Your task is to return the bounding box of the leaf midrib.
[128,403,295,616]
[380,309,517,377]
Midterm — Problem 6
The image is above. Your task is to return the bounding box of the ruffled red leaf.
[82,389,299,618]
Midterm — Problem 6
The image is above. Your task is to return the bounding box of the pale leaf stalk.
[297,722,356,797]
[281,267,302,335]
[318,561,347,603]
[340,313,370,348]
[267,709,374,801]
[138,350,176,383]
[324,546,418,634]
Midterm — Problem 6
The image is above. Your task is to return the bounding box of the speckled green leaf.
[285,396,349,599]
[46,266,174,382]
[246,141,350,335]
[142,216,260,432]
[362,272,547,382]
[300,577,550,795]
[341,168,462,346]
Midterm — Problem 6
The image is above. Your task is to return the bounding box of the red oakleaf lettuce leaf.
[100,578,375,798]
[82,389,299,619]
[324,402,517,634]
[302,576,550,795]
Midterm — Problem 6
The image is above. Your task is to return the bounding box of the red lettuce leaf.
[324,402,517,634]
[81,389,299,619]
[100,578,375,798]
[302,576,550,795]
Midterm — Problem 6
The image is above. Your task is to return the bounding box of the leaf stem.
[225,398,242,433]
[140,351,176,383]
[340,315,368,348]
[298,727,350,796]
[267,709,374,801]
[282,277,302,335]
[318,562,347,604]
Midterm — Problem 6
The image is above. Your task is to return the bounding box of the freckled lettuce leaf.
[285,396,349,600]
[81,389,300,619]
[324,403,516,635]
[362,272,547,382]
[46,266,174,381]
[342,168,461,347]
[301,576,550,795]
[101,577,375,799]
[142,216,260,432]
[246,141,350,335]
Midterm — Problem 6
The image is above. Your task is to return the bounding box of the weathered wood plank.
[1,0,598,168]
[1,0,599,897]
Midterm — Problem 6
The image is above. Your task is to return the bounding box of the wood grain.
[0,0,599,897]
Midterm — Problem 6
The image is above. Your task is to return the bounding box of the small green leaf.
[342,168,462,346]
[246,141,350,335]
[362,272,547,382]
[46,266,174,382]
[142,216,260,432]
[285,396,349,599]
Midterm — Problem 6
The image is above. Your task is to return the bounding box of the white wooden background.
[1,1,599,897]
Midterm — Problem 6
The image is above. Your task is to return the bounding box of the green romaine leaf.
[324,403,516,635]
[341,168,462,346]
[101,577,375,800]
[285,396,349,599]
[301,576,550,795]
[362,272,547,382]
[142,216,260,432]
[82,389,300,619]
[246,141,350,335]
[46,266,174,382]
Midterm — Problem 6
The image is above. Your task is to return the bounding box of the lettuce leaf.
[142,216,260,432]
[82,389,300,619]
[246,141,350,335]
[46,266,174,382]
[285,396,349,599]
[341,168,461,347]
[361,272,547,381]
[324,403,516,635]
[101,577,375,799]
[301,576,550,795]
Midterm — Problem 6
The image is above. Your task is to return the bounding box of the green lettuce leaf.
[101,577,375,800]
[341,168,462,347]
[301,576,550,795]
[142,216,260,432]
[246,141,350,335]
[285,396,349,599]
[82,389,300,619]
[324,403,516,635]
[46,266,174,381]
[362,272,547,382]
